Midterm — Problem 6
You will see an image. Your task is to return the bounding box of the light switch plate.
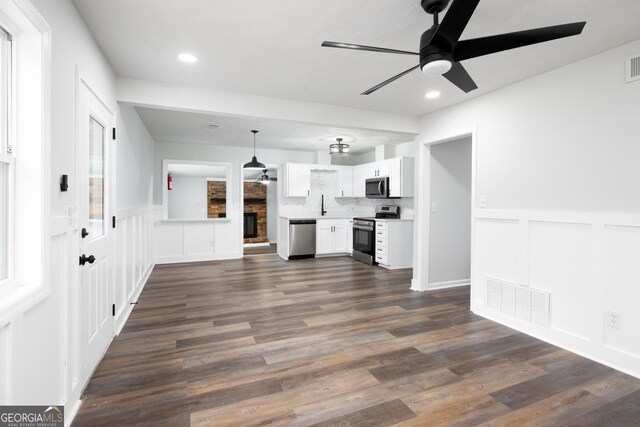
[478,195,487,209]
[431,202,438,213]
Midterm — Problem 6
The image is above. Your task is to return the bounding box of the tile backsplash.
[280,170,414,218]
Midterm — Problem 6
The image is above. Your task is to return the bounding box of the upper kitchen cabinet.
[336,166,353,198]
[285,163,311,197]
[352,157,414,198]
[353,164,368,197]
[388,157,414,198]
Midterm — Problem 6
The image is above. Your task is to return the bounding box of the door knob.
[81,228,89,238]
[79,254,96,266]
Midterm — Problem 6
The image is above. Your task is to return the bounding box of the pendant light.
[329,138,350,156]
[244,130,266,169]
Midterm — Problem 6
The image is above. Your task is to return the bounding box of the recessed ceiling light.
[425,91,441,100]
[177,53,198,63]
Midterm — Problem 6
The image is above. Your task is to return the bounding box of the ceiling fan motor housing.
[419,26,453,73]
[421,0,450,14]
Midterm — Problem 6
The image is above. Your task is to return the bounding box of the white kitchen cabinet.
[285,163,311,197]
[388,157,414,198]
[375,220,413,269]
[352,164,368,197]
[337,166,353,197]
[316,219,350,255]
[376,161,389,177]
[316,222,334,254]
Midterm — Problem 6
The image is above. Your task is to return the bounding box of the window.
[0,26,12,282]
[0,1,50,322]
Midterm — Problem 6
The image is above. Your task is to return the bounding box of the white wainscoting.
[113,207,154,334]
[0,207,155,420]
[65,206,154,426]
[153,206,243,264]
[473,209,640,379]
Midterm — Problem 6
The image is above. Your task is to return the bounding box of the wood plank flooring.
[72,254,640,426]
[244,243,278,255]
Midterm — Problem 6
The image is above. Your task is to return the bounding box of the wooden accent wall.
[244,182,268,244]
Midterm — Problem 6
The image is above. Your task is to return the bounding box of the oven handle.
[353,225,374,232]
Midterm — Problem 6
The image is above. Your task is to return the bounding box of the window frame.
[0,24,14,284]
[0,0,51,327]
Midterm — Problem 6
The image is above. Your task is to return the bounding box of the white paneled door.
[77,81,115,381]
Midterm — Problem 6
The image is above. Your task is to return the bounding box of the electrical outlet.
[479,195,487,209]
[606,311,621,329]
[431,202,438,213]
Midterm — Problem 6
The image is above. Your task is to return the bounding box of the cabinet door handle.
[307,190,310,196]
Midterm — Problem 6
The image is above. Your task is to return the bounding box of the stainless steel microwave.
[365,177,391,199]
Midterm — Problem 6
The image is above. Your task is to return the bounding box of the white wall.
[418,40,640,214]
[1,1,155,420]
[414,38,640,378]
[167,176,208,219]
[266,180,278,242]
[428,137,471,285]
[117,104,154,209]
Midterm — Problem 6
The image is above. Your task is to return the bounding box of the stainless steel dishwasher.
[288,220,316,259]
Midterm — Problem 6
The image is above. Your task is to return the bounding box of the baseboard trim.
[115,263,154,335]
[473,307,640,380]
[155,252,243,265]
[427,279,470,290]
[64,397,82,427]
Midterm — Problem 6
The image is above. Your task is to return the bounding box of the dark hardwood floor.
[244,243,278,255]
[72,255,640,426]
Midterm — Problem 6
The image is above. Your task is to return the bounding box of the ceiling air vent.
[626,54,640,83]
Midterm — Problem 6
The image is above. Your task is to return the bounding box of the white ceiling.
[136,106,416,153]
[73,0,640,116]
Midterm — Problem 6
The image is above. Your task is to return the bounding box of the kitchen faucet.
[321,194,327,216]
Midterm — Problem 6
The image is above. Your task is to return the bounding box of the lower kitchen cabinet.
[316,219,350,255]
[375,220,413,269]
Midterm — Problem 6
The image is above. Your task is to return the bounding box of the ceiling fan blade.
[322,41,418,56]
[443,62,478,93]
[454,22,586,61]
[361,65,420,95]
[432,0,480,50]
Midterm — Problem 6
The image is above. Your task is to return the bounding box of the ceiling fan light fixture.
[259,170,271,184]
[421,59,453,75]
[243,130,266,170]
[329,138,350,156]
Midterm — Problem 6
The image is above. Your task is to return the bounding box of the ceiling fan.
[255,169,277,184]
[322,0,586,95]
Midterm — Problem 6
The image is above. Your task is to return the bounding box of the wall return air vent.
[486,277,550,329]
[626,54,640,83]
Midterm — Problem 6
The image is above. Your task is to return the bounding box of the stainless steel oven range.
[352,217,376,265]
[353,206,400,265]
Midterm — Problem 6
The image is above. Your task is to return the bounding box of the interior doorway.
[242,166,278,255]
[427,136,473,288]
